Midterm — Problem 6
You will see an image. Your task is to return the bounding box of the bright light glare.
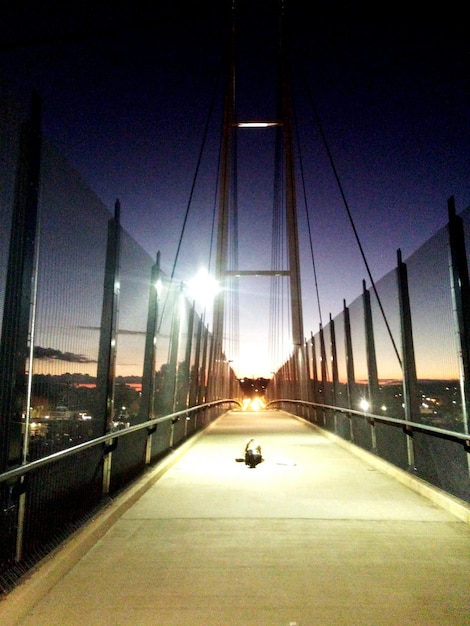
[242,397,266,411]
[237,121,279,128]
[250,397,265,410]
[359,399,369,412]
[187,269,219,306]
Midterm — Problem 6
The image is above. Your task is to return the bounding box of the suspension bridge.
[0,2,469,624]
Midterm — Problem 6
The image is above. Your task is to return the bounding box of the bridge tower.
[210,1,304,385]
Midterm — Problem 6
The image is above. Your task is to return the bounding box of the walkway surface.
[2,409,470,626]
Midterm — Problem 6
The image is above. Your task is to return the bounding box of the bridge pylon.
[209,1,304,390]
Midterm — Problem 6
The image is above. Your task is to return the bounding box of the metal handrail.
[0,399,241,485]
[266,398,470,444]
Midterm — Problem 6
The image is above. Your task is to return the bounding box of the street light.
[186,268,219,311]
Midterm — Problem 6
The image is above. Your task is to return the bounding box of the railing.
[267,399,470,505]
[0,400,242,486]
[0,399,240,595]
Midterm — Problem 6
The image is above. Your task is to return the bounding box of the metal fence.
[0,87,238,593]
[269,197,470,505]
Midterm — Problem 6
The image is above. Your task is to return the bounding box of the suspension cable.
[228,126,240,363]
[296,64,402,369]
[168,67,223,282]
[269,123,283,368]
[293,103,323,330]
[157,61,223,335]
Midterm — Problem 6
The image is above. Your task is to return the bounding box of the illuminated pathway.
[3,409,470,625]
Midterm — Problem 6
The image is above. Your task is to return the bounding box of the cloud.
[33,347,97,363]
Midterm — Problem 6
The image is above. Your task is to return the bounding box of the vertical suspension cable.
[269,122,287,370]
[228,123,240,365]
[293,104,323,330]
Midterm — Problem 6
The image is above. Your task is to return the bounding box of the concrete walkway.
[2,409,470,625]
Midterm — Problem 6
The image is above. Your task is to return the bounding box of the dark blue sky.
[1,1,469,376]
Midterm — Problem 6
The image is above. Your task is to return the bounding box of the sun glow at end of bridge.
[241,397,266,411]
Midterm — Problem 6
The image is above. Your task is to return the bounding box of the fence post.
[200,324,211,405]
[182,301,196,436]
[0,92,42,473]
[343,299,356,441]
[140,252,160,463]
[190,316,204,408]
[447,196,470,435]
[329,313,339,432]
[363,280,379,452]
[319,324,328,424]
[397,248,419,471]
[140,252,160,423]
[96,200,121,495]
[0,92,42,564]
[310,333,318,408]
